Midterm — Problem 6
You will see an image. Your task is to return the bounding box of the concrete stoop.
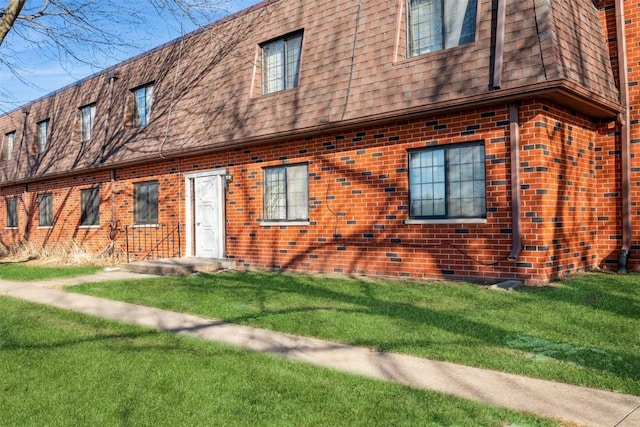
[120,257,236,276]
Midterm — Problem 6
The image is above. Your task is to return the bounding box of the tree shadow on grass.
[0,330,148,351]
[0,326,238,361]
[516,273,640,320]
[191,272,640,386]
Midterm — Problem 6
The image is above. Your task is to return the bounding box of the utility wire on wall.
[326,0,363,238]
[159,25,187,160]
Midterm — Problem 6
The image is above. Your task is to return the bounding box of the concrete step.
[120,257,236,276]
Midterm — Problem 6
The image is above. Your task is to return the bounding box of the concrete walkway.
[1,271,639,427]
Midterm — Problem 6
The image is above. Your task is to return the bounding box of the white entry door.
[192,174,224,258]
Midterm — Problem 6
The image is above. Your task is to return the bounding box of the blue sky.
[0,0,258,112]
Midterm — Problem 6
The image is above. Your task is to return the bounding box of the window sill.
[393,42,476,66]
[256,86,299,99]
[79,225,100,229]
[132,223,159,228]
[37,226,53,229]
[404,218,487,225]
[5,227,18,230]
[260,221,310,227]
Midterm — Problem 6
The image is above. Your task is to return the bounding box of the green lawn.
[0,297,553,426]
[68,271,640,395]
[0,262,101,281]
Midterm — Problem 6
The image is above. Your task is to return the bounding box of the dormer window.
[407,0,477,57]
[80,103,96,142]
[132,83,154,126]
[37,119,49,153]
[1,131,15,161]
[261,31,303,95]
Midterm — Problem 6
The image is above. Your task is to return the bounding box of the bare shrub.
[0,240,124,267]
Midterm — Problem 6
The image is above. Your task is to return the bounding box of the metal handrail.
[125,223,181,262]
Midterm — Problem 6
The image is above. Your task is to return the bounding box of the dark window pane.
[6,198,18,228]
[81,188,100,226]
[135,182,159,224]
[39,194,52,227]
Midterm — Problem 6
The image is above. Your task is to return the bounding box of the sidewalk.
[1,271,639,427]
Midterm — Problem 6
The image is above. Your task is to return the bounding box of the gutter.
[508,104,522,261]
[614,0,632,273]
[492,0,521,262]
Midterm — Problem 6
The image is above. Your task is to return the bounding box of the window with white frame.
[262,31,303,95]
[407,0,477,57]
[80,103,96,142]
[263,164,308,221]
[132,83,154,126]
[2,131,15,161]
[80,188,100,226]
[409,142,485,219]
[6,197,18,228]
[38,193,53,227]
[134,181,158,225]
[37,119,49,153]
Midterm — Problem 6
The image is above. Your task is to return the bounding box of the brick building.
[0,0,636,283]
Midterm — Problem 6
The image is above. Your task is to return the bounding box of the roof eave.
[0,79,622,188]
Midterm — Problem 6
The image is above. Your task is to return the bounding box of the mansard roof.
[0,0,620,184]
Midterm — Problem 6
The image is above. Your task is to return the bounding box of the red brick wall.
[0,164,186,257]
[0,100,627,283]
[518,102,604,280]
[0,0,633,283]
[0,172,111,253]
[221,107,508,281]
[221,103,606,283]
